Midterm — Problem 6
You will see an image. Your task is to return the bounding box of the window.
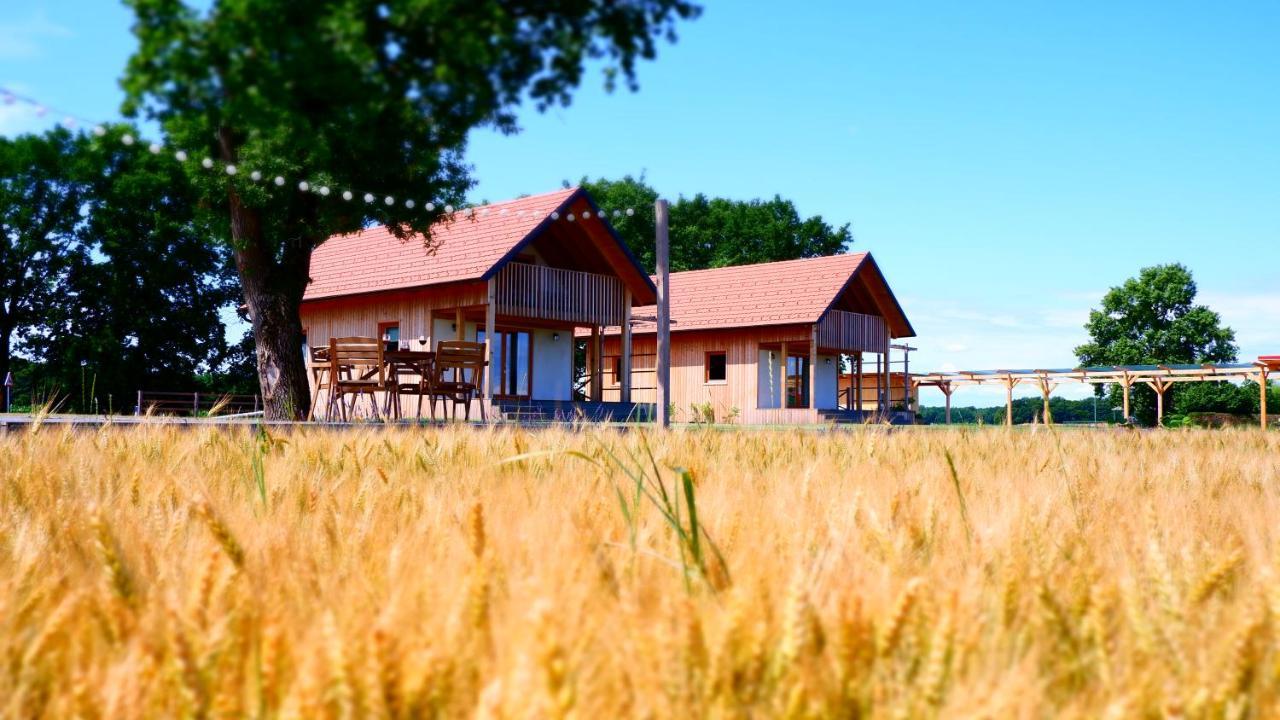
[378,321,400,351]
[611,357,622,385]
[705,352,727,384]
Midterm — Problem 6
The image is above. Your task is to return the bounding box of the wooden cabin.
[300,187,656,418]
[595,253,916,424]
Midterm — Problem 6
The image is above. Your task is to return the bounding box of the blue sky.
[3,1,1277,405]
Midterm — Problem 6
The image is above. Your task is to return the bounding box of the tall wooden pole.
[655,200,671,428]
[1261,369,1269,430]
[943,383,953,425]
[620,289,633,404]
[484,280,496,410]
[589,325,603,402]
[1121,374,1131,422]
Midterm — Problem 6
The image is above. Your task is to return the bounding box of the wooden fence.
[135,391,261,416]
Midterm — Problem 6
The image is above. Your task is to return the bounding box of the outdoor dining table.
[381,349,436,419]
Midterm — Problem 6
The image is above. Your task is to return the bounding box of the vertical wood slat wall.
[493,262,624,327]
[816,309,888,354]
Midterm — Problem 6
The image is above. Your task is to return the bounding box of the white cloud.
[0,101,46,136]
[1200,291,1280,354]
[0,11,72,60]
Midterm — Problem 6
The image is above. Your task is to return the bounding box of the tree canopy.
[1075,263,1237,424]
[121,0,700,418]
[1,126,246,413]
[580,175,852,273]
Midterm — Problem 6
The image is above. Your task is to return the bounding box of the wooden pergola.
[914,360,1274,428]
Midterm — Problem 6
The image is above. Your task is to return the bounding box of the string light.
[2,86,641,225]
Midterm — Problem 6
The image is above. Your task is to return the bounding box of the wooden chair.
[329,337,385,421]
[307,345,338,421]
[432,341,488,421]
[385,354,436,420]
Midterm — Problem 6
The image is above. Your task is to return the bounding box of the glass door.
[478,330,532,399]
[785,354,810,408]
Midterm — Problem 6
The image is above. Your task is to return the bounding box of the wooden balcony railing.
[494,262,625,327]
[816,309,888,354]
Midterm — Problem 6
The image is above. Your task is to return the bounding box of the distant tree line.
[577,175,852,273]
[2,127,252,413]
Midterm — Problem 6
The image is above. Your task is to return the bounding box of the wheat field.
[2,424,1279,718]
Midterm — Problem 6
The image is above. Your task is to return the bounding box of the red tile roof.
[304,188,578,301]
[623,253,914,338]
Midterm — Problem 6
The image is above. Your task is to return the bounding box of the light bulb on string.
[175,150,188,162]
[567,213,575,222]
[148,143,162,155]
[62,117,77,130]
[250,170,262,182]
[342,190,353,201]
[121,134,135,146]
[274,176,285,186]
[225,164,237,176]
[582,210,591,219]
[444,204,454,214]
[405,199,415,208]
[201,158,214,169]
[426,202,435,211]
[364,193,375,203]
[318,186,330,196]
[298,181,310,192]
[626,208,635,216]
[384,196,394,206]
[93,125,106,137]
[550,212,559,220]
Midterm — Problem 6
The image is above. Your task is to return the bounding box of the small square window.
[705,352,727,383]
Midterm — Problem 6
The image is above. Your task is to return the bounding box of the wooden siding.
[603,325,829,424]
[816,309,887,353]
[300,282,488,348]
[494,262,625,327]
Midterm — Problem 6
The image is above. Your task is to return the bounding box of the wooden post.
[1145,379,1169,427]
[1005,376,1015,427]
[855,353,863,413]
[943,382,953,425]
[1121,373,1131,422]
[484,279,496,410]
[780,342,788,408]
[1038,377,1056,425]
[808,325,818,410]
[455,308,465,340]
[425,307,434,351]
[590,325,603,402]
[874,353,882,416]
[883,334,892,416]
[136,389,142,416]
[655,199,671,428]
[902,345,910,409]
[620,289,633,404]
[1261,369,1269,430]
[193,392,200,416]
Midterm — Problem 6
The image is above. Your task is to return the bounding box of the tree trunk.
[227,197,313,421]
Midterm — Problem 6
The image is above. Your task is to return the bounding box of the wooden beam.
[424,307,434,352]
[484,279,496,411]
[655,199,671,428]
[1121,373,1131,422]
[1038,377,1057,425]
[1262,369,1269,430]
[855,353,863,413]
[943,382,953,425]
[780,341,788,409]
[590,325,602,402]
[620,289,633,404]
[1005,377,1014,427]
[455,308,465,340]
[809,325,818,410]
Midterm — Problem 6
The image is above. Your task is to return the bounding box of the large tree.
[1075,263,1237,424]
[0,128,83,398]
[122,0,699,419]
[581,175,853,272]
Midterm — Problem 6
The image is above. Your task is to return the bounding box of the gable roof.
[303,187,655,303]
[626,253,915,338]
